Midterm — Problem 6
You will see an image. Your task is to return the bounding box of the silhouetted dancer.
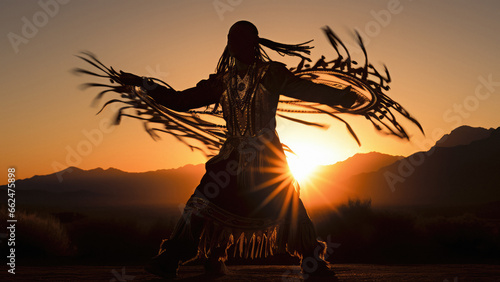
[77,20,423,279]
[123,21,351,278]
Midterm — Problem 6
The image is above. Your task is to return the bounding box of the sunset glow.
[1,1,499,184]
[282,133,347,185]
[287,154,318,183]
[1,2,499,281]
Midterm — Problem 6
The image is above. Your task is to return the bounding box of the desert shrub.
[315,199,376,262]
[0,208,74,258]
[314,199,500,263]
[64,213,178,263]
[416,213,500,262]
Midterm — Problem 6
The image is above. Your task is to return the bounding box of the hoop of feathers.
[73,26,423,157]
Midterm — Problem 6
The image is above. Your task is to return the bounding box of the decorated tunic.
[146,61,350,259]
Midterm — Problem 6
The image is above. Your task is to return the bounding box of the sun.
[286,154,319,183]
[278,118,359,189]
[283,138,349,185]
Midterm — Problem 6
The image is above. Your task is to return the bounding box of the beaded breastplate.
[220,63,270,137]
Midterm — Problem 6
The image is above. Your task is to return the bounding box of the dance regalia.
[75,27,423,261]
[147,61,354,259]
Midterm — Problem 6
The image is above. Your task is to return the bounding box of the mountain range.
[3,125,499,209]
[350,125,500,206]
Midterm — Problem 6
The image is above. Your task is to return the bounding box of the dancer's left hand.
[118,71,143,86]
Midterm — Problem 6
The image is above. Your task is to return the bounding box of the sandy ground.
[2,264,500,281]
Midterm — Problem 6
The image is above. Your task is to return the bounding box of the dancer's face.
[227,23,258,65]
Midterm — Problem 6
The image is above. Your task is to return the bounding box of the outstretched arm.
[265,62,357,108]
[119,72,223,112]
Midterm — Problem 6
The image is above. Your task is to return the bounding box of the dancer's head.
[216,20,313,74]
[227,21,259,65]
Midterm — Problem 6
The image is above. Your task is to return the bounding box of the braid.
[258,38,313,62]
[215,47,233,75]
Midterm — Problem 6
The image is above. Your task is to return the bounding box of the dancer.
[76,20,422,279]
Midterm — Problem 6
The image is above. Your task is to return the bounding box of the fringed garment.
[74,26,423,262]
[163,61,349,260]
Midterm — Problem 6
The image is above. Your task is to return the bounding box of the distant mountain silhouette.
[341,126,500,207]
[435,125,494,147]
[5,164,205,207]
[316,152,403,181]
[300,152,403,207]
[3,126,499,209]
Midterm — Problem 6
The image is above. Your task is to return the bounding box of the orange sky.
[1,0,500,184]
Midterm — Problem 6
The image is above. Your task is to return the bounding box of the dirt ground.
[2,264,500,281]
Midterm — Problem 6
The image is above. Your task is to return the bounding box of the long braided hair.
[215,21,314,75]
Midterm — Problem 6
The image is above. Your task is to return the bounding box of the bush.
[314,199,500,263]
[0,208,74,258]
